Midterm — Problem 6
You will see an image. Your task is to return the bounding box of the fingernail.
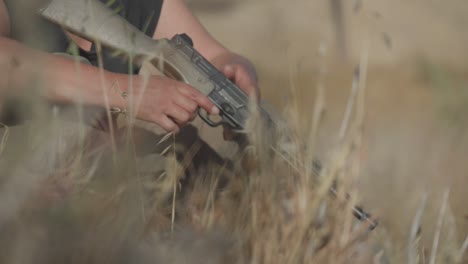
[211,106,220,115]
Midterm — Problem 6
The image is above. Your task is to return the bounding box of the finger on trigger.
[176,84,219,115]
[188,88,219,115]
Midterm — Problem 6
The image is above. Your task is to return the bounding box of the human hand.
[117,75,219,133]
[211,52,260,99]
[210,52,260,140]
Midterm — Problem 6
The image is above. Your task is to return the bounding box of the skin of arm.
[0,1,107,105]
[154,0,260,99]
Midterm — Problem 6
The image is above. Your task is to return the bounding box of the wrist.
[107,74,153,113]
[105,72,131,110]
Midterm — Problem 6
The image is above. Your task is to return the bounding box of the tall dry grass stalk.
[0,42,381,264]
[0,0,467,264]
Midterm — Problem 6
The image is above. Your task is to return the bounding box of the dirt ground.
[189,0,468,247]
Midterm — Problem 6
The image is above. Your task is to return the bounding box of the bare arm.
[0,37,123,107]
[0,1,122,107]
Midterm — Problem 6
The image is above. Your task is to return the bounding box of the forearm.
[0,37,125,109]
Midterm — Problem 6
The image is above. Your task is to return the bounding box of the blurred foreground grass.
[0,0,467,263]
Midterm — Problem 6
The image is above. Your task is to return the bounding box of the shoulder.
[0,0,11,36]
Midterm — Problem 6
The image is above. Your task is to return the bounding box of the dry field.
[0,0,467,263]
[190,0,468,258]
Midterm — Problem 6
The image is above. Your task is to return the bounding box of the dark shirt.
[4,0,164,74]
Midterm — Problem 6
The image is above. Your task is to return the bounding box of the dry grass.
[0,59,466,264]
[0,0,467,263]
[0,82,385,264]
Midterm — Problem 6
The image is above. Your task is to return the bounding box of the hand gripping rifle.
[38,0,378,230]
